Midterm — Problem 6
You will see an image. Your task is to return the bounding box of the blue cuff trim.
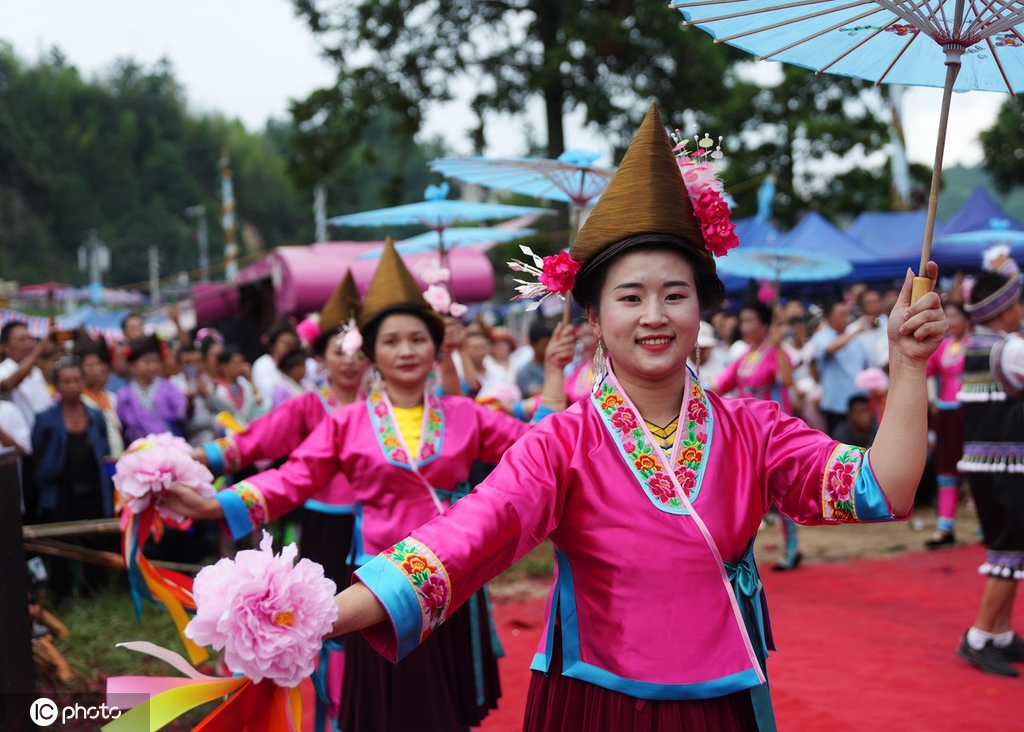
[303,499,354,515]
[203,442,225,476]
[512,401,528,421]
[218,490,255,540]
[531,404,554,424]
[853,451,894,522]
[355,555,424,662]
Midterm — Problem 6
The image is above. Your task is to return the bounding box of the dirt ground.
[489,503,982,603]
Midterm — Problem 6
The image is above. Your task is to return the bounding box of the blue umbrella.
[430,149,616,232]
[671,0,1024,288]
[328,183,552,261]
[715,246,853,283]
[355,227,537,260]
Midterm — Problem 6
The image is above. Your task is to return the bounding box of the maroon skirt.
[933,407,965,476]
[298,510,355,589]
[340,589,501,731]
[524,627,758,732]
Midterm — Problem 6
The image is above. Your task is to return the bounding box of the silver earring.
[695,343,702,380]
[592,339,607,393]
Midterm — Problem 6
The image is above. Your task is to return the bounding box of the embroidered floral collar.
[366,385,444,470]
[592,369,712,515]
[316,379,342,413]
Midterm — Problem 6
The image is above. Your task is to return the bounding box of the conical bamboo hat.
[358,237,443,333]
[569,102,706,267]
[319,270,361,335]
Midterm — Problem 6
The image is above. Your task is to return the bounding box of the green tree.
[291,0,753,157]
[980,96,1024,194]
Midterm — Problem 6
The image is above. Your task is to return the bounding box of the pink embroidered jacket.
[353,374,902,702]
[715,343,792,413]
[203,388,354,512]
[216,390,533,563]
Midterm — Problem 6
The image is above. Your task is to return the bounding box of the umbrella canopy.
[430,149,616,226]
[355,227,537,260]
[715,246,853,282]
[671,0,1024,287]
[328,183,550,232]
[673,2,1024,93]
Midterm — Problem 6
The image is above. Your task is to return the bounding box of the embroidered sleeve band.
[354,537,452,662]
[821,445,895,523]
[203,436,242,476]
[216,480,268,540]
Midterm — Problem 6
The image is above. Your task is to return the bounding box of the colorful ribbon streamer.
[121,508,208,665]
[104,642,302,732]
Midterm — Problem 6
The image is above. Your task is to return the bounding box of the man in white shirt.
[0,399,32,513]
[251,322,300,399]
[0,322,56,429]
[850,288,889,369]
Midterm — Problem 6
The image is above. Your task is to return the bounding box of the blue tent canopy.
[845,211,930,281]
[56,306,130,337]
[732,217,782,249]
[931,187,1024,270]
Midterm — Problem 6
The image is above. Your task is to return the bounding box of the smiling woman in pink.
[311,104,948,732]
[164,240,576,731]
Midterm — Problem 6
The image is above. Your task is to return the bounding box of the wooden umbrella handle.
[911,277,932,305]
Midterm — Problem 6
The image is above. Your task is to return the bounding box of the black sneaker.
[999,633,1024,663]
[924,530,956,549]
[957,636,1020,677]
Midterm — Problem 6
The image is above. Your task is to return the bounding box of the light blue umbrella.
[355,227,537,260]
[714,246,853,283]
[328,183,552,261]
[430,149,616,232]
[671,0,1024,284]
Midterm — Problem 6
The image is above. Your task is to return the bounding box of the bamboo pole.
[23,518,121,540]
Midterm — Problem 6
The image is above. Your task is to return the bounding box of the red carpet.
[479,545,1023,732]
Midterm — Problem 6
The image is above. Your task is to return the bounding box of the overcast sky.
[0,0,1010,170]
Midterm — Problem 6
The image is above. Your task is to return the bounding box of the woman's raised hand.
[545,323,577,370]
[888,262,947,367]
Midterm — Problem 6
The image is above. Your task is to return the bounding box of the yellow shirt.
[392,405,424,458]
[645,417,680,453]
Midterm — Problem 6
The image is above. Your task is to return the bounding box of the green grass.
[39,583,218,729]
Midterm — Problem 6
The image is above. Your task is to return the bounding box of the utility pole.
[184,205,210,282]
[314,183,327,243]
[77,229,110,305]
[149,246,160,308]
[220,148,239,282]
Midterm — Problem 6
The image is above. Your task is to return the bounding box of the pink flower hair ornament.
[671,130,739,258]
[508,245,581,310]
[335,317,363,356]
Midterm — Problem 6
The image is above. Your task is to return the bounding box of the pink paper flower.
[416,261,451,286]
[539,251,580,295]
[448,302,468,318]
[672,131,739,258]
[129,433,192,453]
[508,245,579,310]
[185,531,338,688]
[854,367,889,394]
[114,438,215,524]
[296,317,321,345]
[423,284,453,314]
[335,317,363,356]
